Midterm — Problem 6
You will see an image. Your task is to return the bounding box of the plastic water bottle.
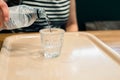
[1,5,47,30]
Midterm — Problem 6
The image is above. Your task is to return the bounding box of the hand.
[0,0,9,28]
[0,0,9,21]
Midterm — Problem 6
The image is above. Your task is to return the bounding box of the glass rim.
[39,28,65,34]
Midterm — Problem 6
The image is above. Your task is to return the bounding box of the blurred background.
[76,0,120,31]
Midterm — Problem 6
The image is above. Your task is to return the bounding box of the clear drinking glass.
[40,28,65,58]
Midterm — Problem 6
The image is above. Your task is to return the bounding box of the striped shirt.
[21,0,70,30]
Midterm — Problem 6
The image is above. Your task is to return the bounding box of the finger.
[0,9,6,30]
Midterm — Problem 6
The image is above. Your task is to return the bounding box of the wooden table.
[0,30,120,53]
[87,30,120,53]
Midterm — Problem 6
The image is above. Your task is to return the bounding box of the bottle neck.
[36,8,47,19]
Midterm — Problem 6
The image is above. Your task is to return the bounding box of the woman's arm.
[66,0,78,32]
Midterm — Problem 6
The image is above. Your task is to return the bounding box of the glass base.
[44,53,60,59]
